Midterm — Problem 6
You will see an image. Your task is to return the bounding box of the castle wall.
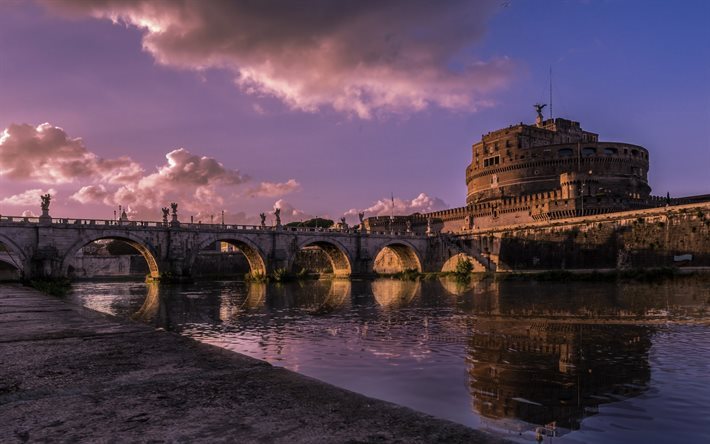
[473,203,710,271]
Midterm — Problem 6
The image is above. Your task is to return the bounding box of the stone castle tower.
[364,109,667,234]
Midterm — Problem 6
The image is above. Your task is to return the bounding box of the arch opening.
[441,253,486,274]
[291,241,352,277]
[65,237,160,279]
[373,243,422,274]
[0,255,21,281]
[0,236,26,279]
[193,239,267,278]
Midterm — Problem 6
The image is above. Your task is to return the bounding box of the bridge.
[0,213,488,281]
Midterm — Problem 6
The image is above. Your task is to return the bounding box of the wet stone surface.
[0,284,507,443]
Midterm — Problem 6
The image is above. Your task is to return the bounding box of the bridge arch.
[441,253,486,273]
[190,235,267,277]
[0,233,28,276]
[289,238,353,277]
[372,240,423,274]
[62,233,161,279]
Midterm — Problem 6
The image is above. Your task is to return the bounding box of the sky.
[0,0,708,224]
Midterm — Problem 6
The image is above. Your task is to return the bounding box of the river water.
[67,277,710,443]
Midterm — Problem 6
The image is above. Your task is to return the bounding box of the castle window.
[631,149,639,157]
[603,147,618,156]
[558,148,574,157]
[582,147,596,157]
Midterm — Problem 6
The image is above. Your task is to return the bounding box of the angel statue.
[161,207,170,224]
[170,202,178,215]
[534,103,547,123]
[274,208,281,226]
[259,212,266,227]
[40,193,51,212]
[358,212,365,224]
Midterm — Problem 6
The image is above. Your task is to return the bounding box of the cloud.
[0,188,57,206]
[344,192,447,222]
[247,179,300,198]
[46,0,516,118]
[0,123,143,184]
[0,122,276,220]
[70,185,110,204]
[273,199,314,224]
[102,148,248,217]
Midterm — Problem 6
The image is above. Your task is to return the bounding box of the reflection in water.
[468,318,651,432]
[371,279,420,307]
[67,277,710,443]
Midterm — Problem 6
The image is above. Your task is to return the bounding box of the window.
[558,148,574,157]
[631,149,639,157]
[483,156,500,167]
[603,147,618,156]
[582,147,596,157]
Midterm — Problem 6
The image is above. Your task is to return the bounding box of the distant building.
[364,109,707,234]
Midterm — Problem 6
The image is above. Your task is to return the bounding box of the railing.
[0,215,426,237]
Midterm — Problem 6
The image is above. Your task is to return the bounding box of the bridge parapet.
[0,214,437,280]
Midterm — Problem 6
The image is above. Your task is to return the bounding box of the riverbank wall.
[0,284,508,443]
[464,202,710,272]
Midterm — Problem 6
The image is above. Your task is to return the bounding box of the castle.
[364,107,706,234]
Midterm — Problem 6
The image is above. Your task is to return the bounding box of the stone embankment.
[0,284,508,443]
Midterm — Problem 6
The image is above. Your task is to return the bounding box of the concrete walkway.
[0,284,508,443]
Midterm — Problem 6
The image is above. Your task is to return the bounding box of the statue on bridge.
[259,212,266,227]
[40,193,51,212]
[161,207,169,225]
[274,208,281,227]
[169,203,179,227]
[39,193,52,222]
[358,212,365,224]
[340,217,347,231]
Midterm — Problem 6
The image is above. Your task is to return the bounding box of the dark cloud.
[46,0,515,118]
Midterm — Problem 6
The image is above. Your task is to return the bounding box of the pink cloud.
[0,123,143,184]
[247,179,300,198]
[45,0,516,118]
[344,192,448,222]
[70,185,110,204]
[0,122,299,221]
[0,188,57,206]
[273,199,314,224]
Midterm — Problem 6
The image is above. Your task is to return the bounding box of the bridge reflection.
[68,276,709,435]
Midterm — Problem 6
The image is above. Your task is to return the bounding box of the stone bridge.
[0,215,487,280]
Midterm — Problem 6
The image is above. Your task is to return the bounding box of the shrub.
[455,257,474,276]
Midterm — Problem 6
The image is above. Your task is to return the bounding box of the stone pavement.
[0,284,509,443]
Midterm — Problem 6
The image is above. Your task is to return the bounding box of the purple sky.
[1,0,708,223]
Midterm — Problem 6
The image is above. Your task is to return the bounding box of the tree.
[285,217,334,228]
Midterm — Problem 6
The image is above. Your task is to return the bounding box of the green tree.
[285,217,334,228]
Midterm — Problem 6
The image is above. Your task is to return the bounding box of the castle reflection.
[468,316,652,431]
[459,278,708,433]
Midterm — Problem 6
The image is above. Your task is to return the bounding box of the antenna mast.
[549,65,553,120]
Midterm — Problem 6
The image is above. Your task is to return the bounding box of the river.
[67,276,710,443]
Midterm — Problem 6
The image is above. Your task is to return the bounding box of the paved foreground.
[0,284,508,443]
